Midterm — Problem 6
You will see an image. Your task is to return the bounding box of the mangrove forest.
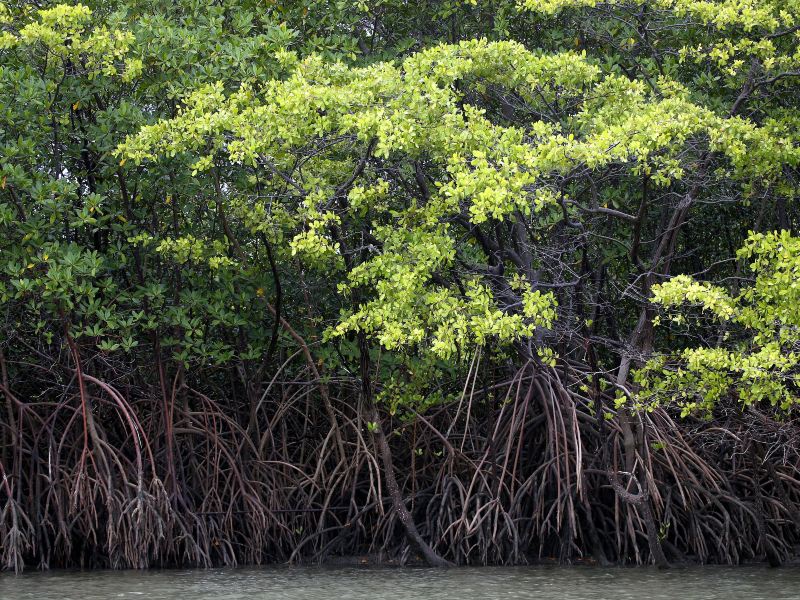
[1,0,800,573]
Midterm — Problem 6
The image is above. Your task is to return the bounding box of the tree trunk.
[359,334,452,567]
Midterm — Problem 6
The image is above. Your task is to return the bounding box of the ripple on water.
[3,565,800,600]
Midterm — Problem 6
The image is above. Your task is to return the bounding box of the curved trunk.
[359,334,452,567]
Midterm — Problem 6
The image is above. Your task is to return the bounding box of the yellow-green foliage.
[117,37,796,360]
[1,3,142,80]
[520,0,800,107]
[520,0,800,32]
[639,231,800,414]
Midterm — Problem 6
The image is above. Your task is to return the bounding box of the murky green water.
[3,566,800,599]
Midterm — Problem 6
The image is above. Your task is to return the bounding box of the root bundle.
[2,346,798,572]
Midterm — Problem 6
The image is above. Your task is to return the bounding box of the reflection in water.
[3,566,800,600]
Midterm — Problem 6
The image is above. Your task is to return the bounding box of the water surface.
[3,565,800,599]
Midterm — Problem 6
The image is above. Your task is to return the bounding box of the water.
[3,566,800,600]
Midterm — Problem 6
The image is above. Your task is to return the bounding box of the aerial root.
[2,361,799,571]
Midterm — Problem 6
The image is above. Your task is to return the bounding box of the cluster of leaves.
[639,231,800,414]
[118,31,795,370]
